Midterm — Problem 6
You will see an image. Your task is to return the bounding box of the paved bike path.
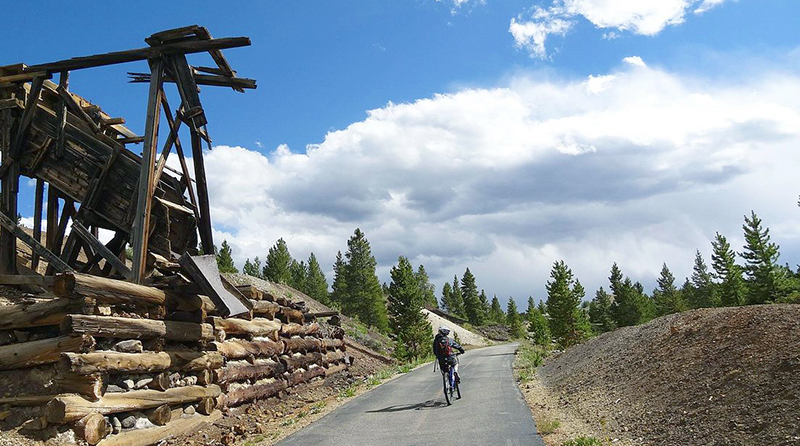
[277,343,545,446]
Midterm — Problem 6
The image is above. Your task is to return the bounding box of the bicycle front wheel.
[442,372,452,405]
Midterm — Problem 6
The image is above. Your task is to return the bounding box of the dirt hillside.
[537,304,800,446]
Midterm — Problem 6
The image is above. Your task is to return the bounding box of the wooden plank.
[190,130,213,253]
[0,296,90,330]
[45,184,59,253]
[150,95,182,197]
[57,84,99,133]
[129,73,256,90]
[55,71,69,158]
[71,221,133,280]
[0,209,74,272]
[0,71,50,84]
[31,179,45,270]
[170,54,207,128]
[131,58,163,284]
[12,75,46,157]
[25,37,251,73]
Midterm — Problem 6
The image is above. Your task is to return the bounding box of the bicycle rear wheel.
[442,371,452,405]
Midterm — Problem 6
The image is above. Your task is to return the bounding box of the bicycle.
[440,353,461,405]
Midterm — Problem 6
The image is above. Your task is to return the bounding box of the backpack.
[436,335,452,359]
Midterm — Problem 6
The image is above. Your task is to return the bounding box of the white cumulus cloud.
[510,0,735,59]
[193,56,800,300]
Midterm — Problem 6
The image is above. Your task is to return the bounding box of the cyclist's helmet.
[438,325,450,336]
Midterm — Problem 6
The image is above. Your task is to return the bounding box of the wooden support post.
[46,197,74,275]
[45,183,59,252]
[131,58,164,283]
[170,55,207,129]
[0,107,16,274]
[191,129,213,253]
[56,71,69,158]
[150,94,182,197]
[31,178,44,270]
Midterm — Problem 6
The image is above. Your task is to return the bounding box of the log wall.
[0,274,348,445]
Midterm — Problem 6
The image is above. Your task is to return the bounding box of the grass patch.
[241,435,265,446]
[561,437,603,446]
[337,384,358,400]
[515,340,549,382]
[535,415,561,434]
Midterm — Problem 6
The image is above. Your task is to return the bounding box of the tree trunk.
[46,384,221,423]
[74,412,111,445]
[55,372,107,401]
[212,337,284,360]
[220,379,287,408]
[54,272,167,306]
[145,404,171,426]
[283,336,321,354]
[61,315,214,341]
[95,410,222,446]
[215,359,285,385]
[210,317,280,340]
[0,297,94,330]
[280,322,319,337]
[60,351,223,374]
[0,335,95,370]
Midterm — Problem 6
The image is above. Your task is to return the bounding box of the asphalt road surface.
[277,343,545,446]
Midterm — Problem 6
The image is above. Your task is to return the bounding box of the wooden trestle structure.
[0,27,350,446]
[0,25,256,284]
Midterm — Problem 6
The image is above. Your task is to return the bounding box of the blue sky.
[4,1,800,304]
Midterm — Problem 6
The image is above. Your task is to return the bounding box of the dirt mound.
[538,305,800,446]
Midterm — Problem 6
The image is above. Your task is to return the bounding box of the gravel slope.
[538,304,800,446]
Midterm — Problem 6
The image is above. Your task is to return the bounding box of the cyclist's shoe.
[455,373,461,384]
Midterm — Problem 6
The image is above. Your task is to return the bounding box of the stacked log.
[0,274,348,445]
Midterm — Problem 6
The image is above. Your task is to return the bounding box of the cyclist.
[433,325,465,383]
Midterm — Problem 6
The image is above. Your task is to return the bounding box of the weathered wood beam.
[0,334,95,370]
[61,314,214,342]
[150,95,182,197]
[190,130,213,253]
[56,84,100,133]
[55,71,69,157]
[31,179,45,270]
[0,209,74,272]
[45,183,59,253]
[220,379,286,408]
[0,273,53,286]
[280,322,320,338]
[212,337,284,360]
[45,384,221,423]
[60,350,224,375]
[24,37,251,74]
[210,317,281,340]
[10,75,45,157]
[54,272,166,305]
[131,58,163,284]
[0,296,92,330]
[70,222,133,280]
[129,72,256,89]
[0,107,17,275]
[95,410,222,446]
[215,359,285,385]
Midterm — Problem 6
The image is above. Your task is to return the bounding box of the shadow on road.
[481,352,516,357]
[365,399,448,413]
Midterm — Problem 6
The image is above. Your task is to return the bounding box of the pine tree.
[711,232,745,307]
[343,229,388,331]
[479,290,490,322]
[440,282,453,313]
[304,253,329,306]
[263,238,292,284]
[588,287,615,333]
[489,295,505,324]
[329,251,346,309]
[449,275,466,318]
[652,263,686,316]
[216,240,238,273]
[687,250,716,308]
[242,257,261,278]
[609,264,651,327]
[461,268,484,325]
[506,297,526,339]
[526,297,536,321]
[415,265,438,309]
[740,211,786,304]
[387,257,433,360]
[528,306,550,346]
[288,259,307,291]
[546,260,588,347]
